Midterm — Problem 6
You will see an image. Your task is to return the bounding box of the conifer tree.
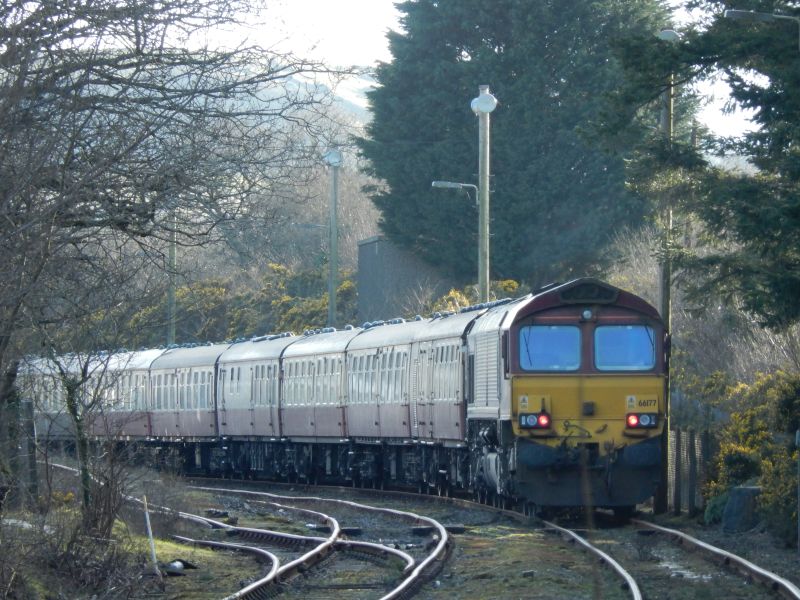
[604,0,800,328]
[358,0,669,287]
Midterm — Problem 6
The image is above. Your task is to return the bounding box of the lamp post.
[167,213,177,346]
[323,148,342,328]
[655,28,680,516]
[471,85,498,303]
[724,9,800,50]
[658,28,679,340]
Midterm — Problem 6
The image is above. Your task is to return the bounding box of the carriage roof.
[281,328,363,358]
[149,343,231,370]
[218,334,298,363]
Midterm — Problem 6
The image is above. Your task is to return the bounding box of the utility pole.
[655,28,679,515]
[323,148,342,327]
[471,85,498,303]
[167,213,177,346]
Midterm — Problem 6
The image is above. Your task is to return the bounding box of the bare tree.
[0,0,353,493]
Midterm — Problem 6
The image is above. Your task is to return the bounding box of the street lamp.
[655,28,680,516]
[471,85,498,303]
[657,29,679,337]
[431,180,478,206]
[167,211,177,346]
[725,9,800,50]
[323,147,342,328]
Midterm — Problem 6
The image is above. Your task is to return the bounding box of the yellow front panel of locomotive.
[512,375,665,452]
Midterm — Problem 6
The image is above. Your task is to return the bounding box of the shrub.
[703,491,729,525]
[707,371,800,546]
[719,444,761,486]
[759,447,798,547]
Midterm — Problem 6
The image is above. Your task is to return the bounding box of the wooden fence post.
[672,428,682,515]
[687,428,698,517]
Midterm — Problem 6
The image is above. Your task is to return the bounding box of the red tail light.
[519,412,552,429]
[626,413,658,429]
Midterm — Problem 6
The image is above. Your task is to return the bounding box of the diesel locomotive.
[24,278,667,514]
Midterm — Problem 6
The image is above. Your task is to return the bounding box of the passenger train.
[23,278,667,514]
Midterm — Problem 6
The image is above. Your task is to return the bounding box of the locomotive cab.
[506,279,667,510]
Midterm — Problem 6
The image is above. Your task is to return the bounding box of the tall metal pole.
[659,68,674,337]
[167,213,176,346]
[323,148,342,328]
[655,29,679,515]
[471,85,498,303]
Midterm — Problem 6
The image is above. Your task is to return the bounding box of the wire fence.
[668,428,715,516]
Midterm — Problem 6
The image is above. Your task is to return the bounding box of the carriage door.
[248,365,257,436]
[410,345,420,438]
[417,342,434,438]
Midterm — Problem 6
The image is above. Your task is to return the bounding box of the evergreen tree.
[603,0,800,329]
[357,0,669,287]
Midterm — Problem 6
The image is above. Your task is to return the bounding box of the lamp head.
[724,9,776,22]
[432,181,462,189]
[323,148,343,167]
[471,85,498,114]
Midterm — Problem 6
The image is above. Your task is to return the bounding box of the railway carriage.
[148,343,228,440]
[92,349,165,439]
[26,278,667,513]
[215,333,295,440]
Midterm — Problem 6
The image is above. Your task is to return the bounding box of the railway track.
[182,478,629,598]
[537,514,800,600]
[185,478,800,599]
[184,484,450,599]
[49,464,800,599]
[144,476,800,600]
[50,463,440,598]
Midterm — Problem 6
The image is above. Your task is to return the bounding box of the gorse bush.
[708,371,800,545]
[759,446,798,546]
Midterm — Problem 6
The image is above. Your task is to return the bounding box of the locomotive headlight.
[582,309,593,320]
[526,414,538,427]
[639,414,652,426]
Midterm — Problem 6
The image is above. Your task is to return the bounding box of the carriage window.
[519,325,580,371]
[595,325,655,371]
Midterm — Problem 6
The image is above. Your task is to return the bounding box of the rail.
[632,518,800,600]
[541,519,642,600]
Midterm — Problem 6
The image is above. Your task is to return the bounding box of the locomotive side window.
[595,325,655,371]
[519,325,581,371]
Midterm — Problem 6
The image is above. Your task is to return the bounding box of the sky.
[242,0,752,136]
[233,0,401,67]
